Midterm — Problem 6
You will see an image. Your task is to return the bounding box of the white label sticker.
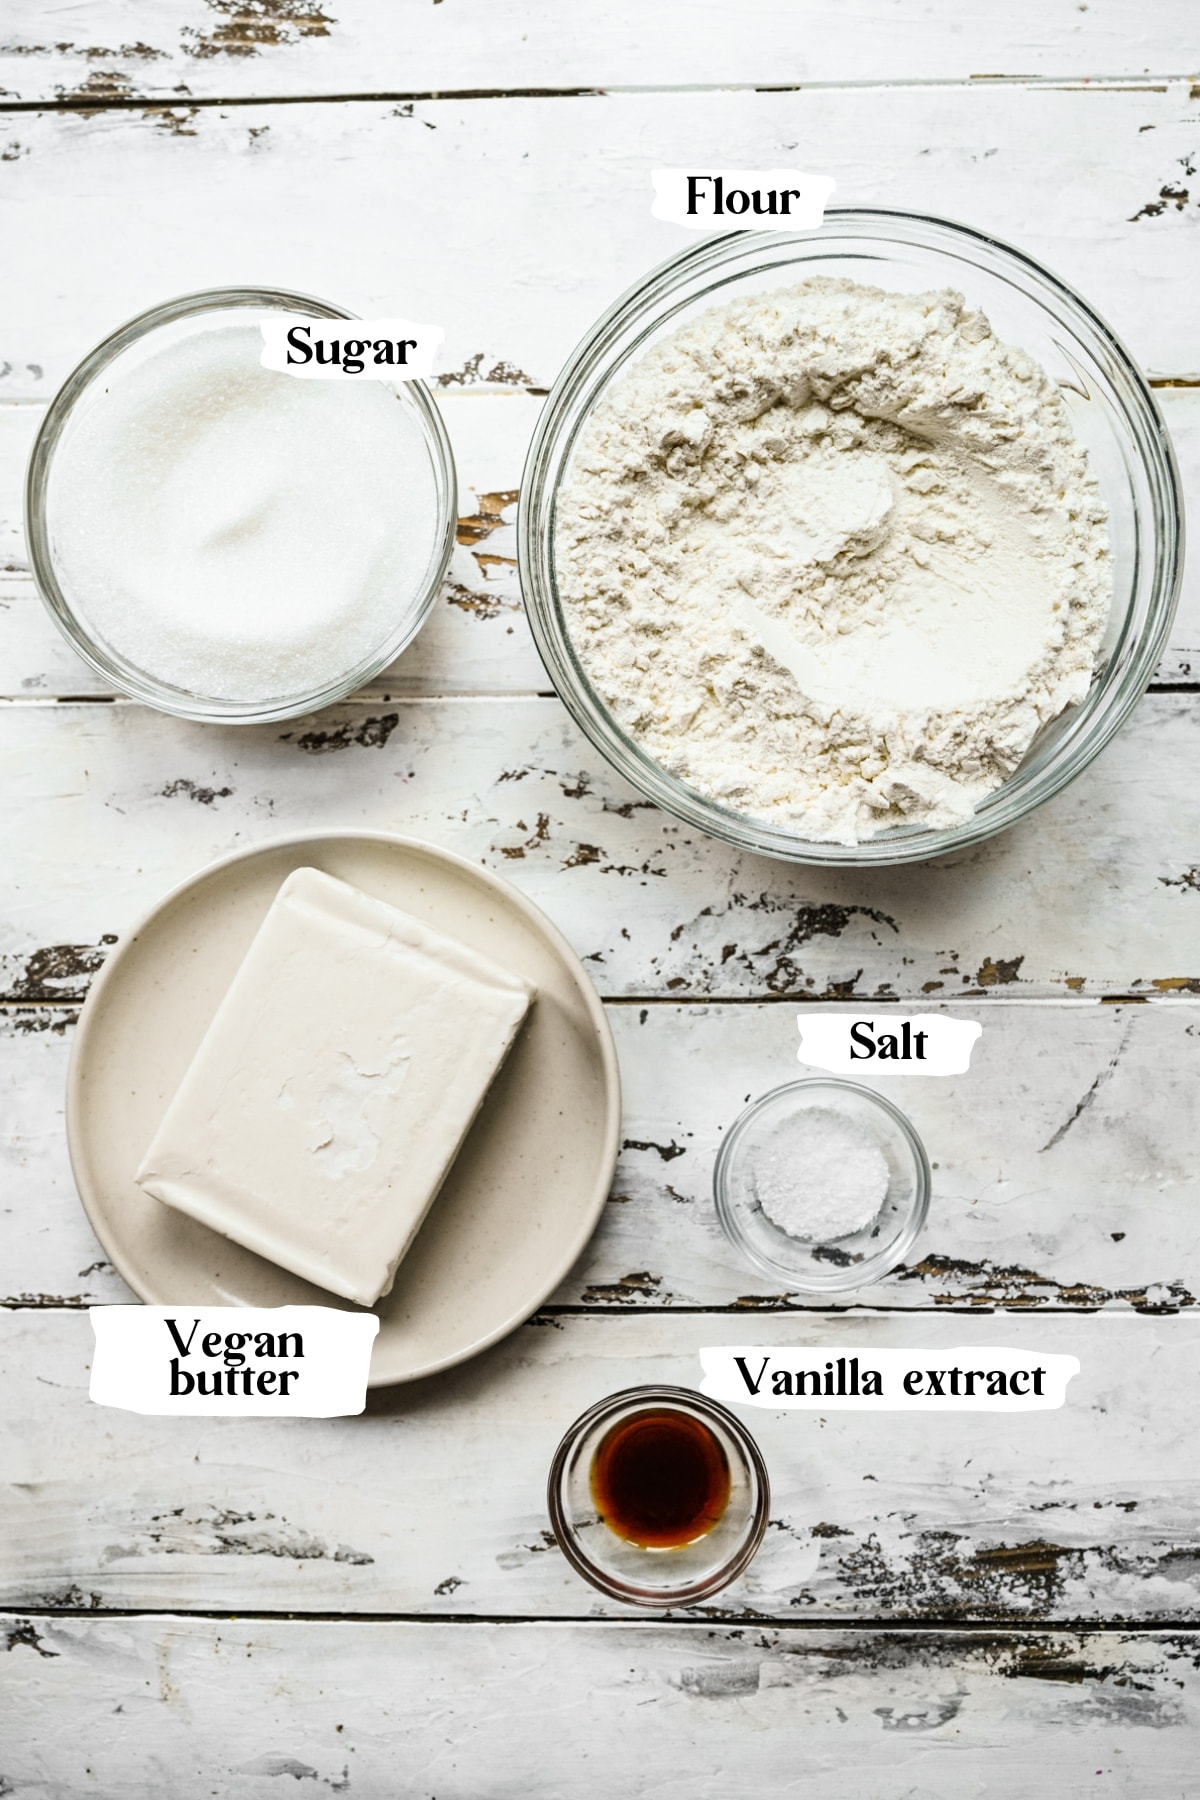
[700,1346,1080,1411]
[260,316,445,381]
[797,1013,983,1076]
[89,1306,379,1417]
[651,168,835,231]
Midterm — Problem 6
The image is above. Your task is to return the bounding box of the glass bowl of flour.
[519,211,1183,864]
[713,1079,931,1292]
[26,288,457,722]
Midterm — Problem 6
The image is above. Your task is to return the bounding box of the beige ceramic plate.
[67,831,621,1385]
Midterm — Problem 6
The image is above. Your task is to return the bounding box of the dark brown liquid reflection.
[590,1408,732,1548]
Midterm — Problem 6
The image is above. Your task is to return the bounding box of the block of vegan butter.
[135,866,535,1306]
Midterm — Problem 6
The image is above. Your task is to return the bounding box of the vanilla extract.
[590,1408,731,1549]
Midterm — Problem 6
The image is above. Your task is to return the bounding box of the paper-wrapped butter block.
[136,866,535,1306]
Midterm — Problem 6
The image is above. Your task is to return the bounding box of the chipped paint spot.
[2,940,116,1004]
[838,1528,1085,1619]
[445,579,520,620]
[34,1585,102,1611]
[497,812,550,858]
[128,1504,374,1564]
[623,894,903,997]
[4,1621,57,1658]
[184,0,334,61]
[0,1292,94,1309]
[600,796,657,819]
[143,105,201,136]
[1129,156,1196,220]
[279,713,399,753]
[0,1007,76,1037]
[897,1252,1194,1313]
[1130,184,1191,220]
[976,954,1025,987]
[875,1696,961,1730]
[471,551,517,581]
[456,490,519,547]
[579,1271,662,1304]
[160,777,233,805]
[622,1137,685,1161]
[56,66,136,108]
[436,354,540,390]
[495,1529,558,1569]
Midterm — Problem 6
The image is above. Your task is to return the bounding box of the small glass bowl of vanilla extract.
[547,1386,770,1607]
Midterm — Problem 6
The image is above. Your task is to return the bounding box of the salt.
[752,1108,890,1242]
[46,322,440,704]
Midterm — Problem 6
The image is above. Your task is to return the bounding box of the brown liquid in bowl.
[590,1408,732,1548]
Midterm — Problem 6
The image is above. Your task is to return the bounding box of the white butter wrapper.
[797,1012,983,1076]
[89,1307,379,1417]
[136,867,535,1307]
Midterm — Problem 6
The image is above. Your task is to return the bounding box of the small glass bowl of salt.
[713,1079,930,1292]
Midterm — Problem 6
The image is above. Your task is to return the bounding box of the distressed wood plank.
[2,387,1197,698]
[0,87,1198,405]
[1,1310,1198,1618]
[3,1000,1197,1314]
[0,0,1195,104]
[3,1618,1199,1799]
[0,694,1197,1002]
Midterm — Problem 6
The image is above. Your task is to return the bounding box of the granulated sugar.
[556,277,1112,843]
[47,323,439,704]
[752,1108,890,1242]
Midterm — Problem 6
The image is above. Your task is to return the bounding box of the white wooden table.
[2,5,1199,1792]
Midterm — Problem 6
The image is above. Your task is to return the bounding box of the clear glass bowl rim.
[713,1076,932,1291]
[517,207,1185,866]
[25,285,458,724]
[546,1382,771,1608]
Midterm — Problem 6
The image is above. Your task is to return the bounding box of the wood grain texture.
[0,0,1195,103]
[0,695,1197,1002]
[3,1617,1199,1799]
[1,1310,1198,1619]
[0,85,1198,399]
[1,387,1197,698]
[3,1000,1197,1314]
[1,12,1198,1765]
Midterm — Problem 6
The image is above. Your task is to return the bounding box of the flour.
[555,278,1112,843]
[752,1108,890,1241]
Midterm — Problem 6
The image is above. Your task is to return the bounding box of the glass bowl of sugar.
[713,1078,931,1292]
[26,288,457,722]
